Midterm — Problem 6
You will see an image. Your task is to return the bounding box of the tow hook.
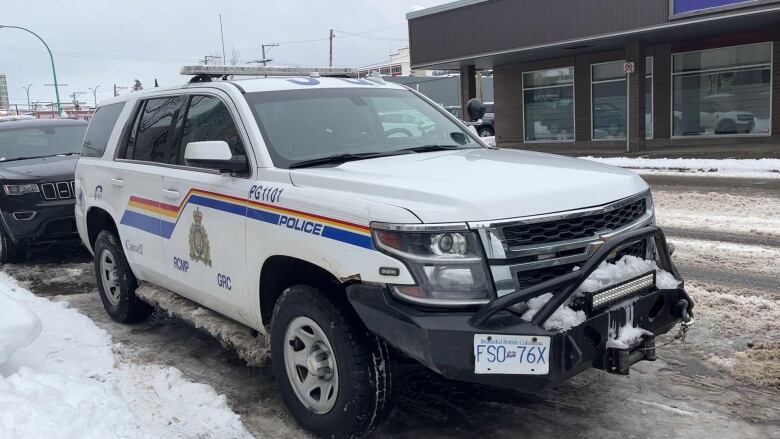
[677,298,692,323]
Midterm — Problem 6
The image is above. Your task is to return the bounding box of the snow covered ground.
[0,174,777,439]
[0,272,254,439]
[580,157,780,179]
[480,136,779,178]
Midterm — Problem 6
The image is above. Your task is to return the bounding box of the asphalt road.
[4,173,779,439]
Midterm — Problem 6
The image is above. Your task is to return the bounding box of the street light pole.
[22,83,32,110]
[0,25,63,116]
[89,86,100,108]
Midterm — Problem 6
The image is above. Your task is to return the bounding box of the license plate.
[473,334,550,375]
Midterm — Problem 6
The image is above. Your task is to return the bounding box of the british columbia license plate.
[473,334,550,375]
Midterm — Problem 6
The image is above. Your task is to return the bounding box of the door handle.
[110,178,125,187]
[162,189,181,200]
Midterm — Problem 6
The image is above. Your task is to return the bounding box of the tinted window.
[82,102,125,157]
[0,125,86,161]
[125,96,182,163]
[179,95,245,166]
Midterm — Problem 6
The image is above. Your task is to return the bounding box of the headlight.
[3,184,40,196]
[372,224,494,306]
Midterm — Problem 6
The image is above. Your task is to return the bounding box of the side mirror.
[466,98,486,122]
[184,141,247,174]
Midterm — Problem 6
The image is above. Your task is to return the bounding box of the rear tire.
[270,285,393,438]
[0,227,25,264]
[93,230,152,323]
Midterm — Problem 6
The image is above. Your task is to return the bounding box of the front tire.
[0,227,25,264]
[93,230,152,323]
[270,285,393,438]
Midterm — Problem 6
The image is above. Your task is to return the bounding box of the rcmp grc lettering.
[217,273,232,291]
[278,215,324,236]
[173,256,189,273]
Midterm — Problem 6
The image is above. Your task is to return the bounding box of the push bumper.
[347,226,694,393]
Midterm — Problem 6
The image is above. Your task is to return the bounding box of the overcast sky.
[1,0,449,108]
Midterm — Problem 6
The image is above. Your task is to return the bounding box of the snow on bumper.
[347,226,694,392]
[0,291,41,364]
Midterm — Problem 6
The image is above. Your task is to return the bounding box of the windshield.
[245,88,480,168]
[0,125,86,162]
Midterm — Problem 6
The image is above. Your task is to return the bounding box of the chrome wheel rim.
[99,249,121,306]
[283,316,339,414]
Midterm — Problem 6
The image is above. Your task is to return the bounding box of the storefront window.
[523,67,574,142]
[592,61,627,140]
[672,42,772,136]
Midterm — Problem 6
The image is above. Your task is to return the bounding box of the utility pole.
[219,14,226,65]
[22,84,32,110]
[261,43,278,67]
[329,29,335,67]
[89,86,100,108]
[113,84,128,97]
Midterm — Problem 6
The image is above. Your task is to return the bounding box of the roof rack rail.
[180,65,359,80]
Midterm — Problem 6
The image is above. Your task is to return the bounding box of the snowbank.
[580,157,780,178]
[0,292,40,365]
[0,272,253,439]
[521,256,678,332]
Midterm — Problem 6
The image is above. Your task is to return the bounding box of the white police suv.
[75,65,693,438]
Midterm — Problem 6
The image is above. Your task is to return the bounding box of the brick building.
[407,0,780,154]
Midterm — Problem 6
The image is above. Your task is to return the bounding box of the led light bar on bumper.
[587,271,656,311]
[371,223,494,306]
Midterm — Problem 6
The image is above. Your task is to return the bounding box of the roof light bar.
[180,65,359,78]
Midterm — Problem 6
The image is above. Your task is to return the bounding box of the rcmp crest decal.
[189,208,212,266]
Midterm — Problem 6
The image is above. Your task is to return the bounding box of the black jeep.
[0,118,88,263]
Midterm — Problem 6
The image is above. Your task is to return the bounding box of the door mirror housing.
[184,141,247,173]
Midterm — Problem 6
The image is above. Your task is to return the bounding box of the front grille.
[517,263,578,291]
[514,241,648,292]
[40,181,75,200]
[502,198,646,248]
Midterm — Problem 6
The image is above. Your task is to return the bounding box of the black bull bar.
[470,225,694,328]
[347,225,695,392]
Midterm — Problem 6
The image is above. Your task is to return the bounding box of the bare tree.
[229,47,241,65]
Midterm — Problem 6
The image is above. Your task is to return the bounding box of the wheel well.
[259,256,344,324]
[86,207,118,251]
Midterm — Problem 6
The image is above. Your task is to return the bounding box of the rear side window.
[124,96,182,163]
[178,95,245,166]
[82,102,125,157]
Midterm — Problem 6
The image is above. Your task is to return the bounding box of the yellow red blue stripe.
[119,188,374,250]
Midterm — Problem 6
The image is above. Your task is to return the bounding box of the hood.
[0,155,78,181]
[289,148,649,223]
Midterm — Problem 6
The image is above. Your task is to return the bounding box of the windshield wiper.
[398,145,464,153]
[288,152,391,169]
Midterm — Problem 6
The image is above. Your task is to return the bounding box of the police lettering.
[278,215,324,236]
[173,256,189,273]
[217,273,232,291]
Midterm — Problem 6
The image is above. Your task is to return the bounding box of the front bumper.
[0,198,78,248]
[347,226,694,393]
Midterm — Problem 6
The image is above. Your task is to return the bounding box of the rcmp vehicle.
[75,65,694,438]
